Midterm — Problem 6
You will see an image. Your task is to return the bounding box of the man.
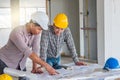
[40,13,86,69]
[0,11,58,80]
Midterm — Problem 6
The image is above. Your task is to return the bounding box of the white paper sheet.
[4,64,120,80]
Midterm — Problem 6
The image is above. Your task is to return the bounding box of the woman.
[0,11,58,80]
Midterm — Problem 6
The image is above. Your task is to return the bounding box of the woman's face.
[31,23,42,35]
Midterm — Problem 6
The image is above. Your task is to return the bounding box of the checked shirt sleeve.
[64,28,79,63]
[40,30,49,61]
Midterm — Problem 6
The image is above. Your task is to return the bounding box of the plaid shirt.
[40,25,79,63]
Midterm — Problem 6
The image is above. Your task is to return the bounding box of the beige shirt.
[0,25,40,70]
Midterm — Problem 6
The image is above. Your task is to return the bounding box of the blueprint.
[4,63,120,80]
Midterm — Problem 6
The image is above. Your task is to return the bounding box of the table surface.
[7,63,120,80]
[35,63,120,80]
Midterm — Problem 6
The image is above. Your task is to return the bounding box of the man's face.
[31,23,42,35]
[53,25,65,36]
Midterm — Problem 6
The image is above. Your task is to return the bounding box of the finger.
[50,73,56,75]
[36,71,43,74]
[51,72,58,75]
[49,71,59,75]
[31,70,36,73]
[36,69,43,74]
[56,71,59,74]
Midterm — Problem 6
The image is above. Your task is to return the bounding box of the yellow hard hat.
[53,13,68,29]
[0,74,13,80]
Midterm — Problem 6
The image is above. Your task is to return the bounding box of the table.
[4,63,120,80]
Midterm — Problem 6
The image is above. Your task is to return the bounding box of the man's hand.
[75,61,87,66]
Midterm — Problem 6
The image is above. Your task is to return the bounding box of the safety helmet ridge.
[53,13,68,29]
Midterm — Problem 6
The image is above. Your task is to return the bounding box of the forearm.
[29,52,49,68]
[29,52,58,75]
[32,61,37,69]
[73,56,79,63]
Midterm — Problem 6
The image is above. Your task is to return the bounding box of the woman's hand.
[29,53,58,75]
[45,64,59,75]
[31,66,43,74]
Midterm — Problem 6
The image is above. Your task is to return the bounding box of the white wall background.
[0,28,11,47]
[0,0,46,8]
[0,0,46,48]
[97,0,120,65]
[104,0,120,60]
[0,0,10,7]
[20,0,45,8]
[97,0,105,65]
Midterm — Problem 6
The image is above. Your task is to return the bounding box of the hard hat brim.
[40,23,48,30]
